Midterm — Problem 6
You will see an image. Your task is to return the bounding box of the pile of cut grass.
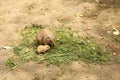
[6,25,111,69]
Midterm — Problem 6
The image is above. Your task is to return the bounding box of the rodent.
[37,45,50,54]
[36,29,55,47]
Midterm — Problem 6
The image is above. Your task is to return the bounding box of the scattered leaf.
[113,28,119,35]
[3,46,12,50]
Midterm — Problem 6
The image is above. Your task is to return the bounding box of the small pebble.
[107,31,111,34]
[93,16,97,19]
[100,33,104,36]
[112,52,117,56]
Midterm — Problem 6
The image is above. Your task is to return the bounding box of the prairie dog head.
[44,34,55,47]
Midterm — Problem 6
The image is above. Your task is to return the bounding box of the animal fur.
[36,29,55,46]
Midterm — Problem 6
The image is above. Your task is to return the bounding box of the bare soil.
[0,0,120,80]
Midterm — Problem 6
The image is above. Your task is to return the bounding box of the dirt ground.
[0,0,120,80]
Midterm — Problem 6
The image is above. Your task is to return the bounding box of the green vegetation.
[6,24,111,69]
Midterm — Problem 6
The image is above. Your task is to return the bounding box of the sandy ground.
[0,0,120,80]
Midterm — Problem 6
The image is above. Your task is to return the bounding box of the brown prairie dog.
[36,29,55,47]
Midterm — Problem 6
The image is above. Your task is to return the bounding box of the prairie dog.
[37,45,50,54]
[36,29,55,47]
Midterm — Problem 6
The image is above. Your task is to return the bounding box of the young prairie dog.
[36,29,55,47]
[37,45,50,54]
